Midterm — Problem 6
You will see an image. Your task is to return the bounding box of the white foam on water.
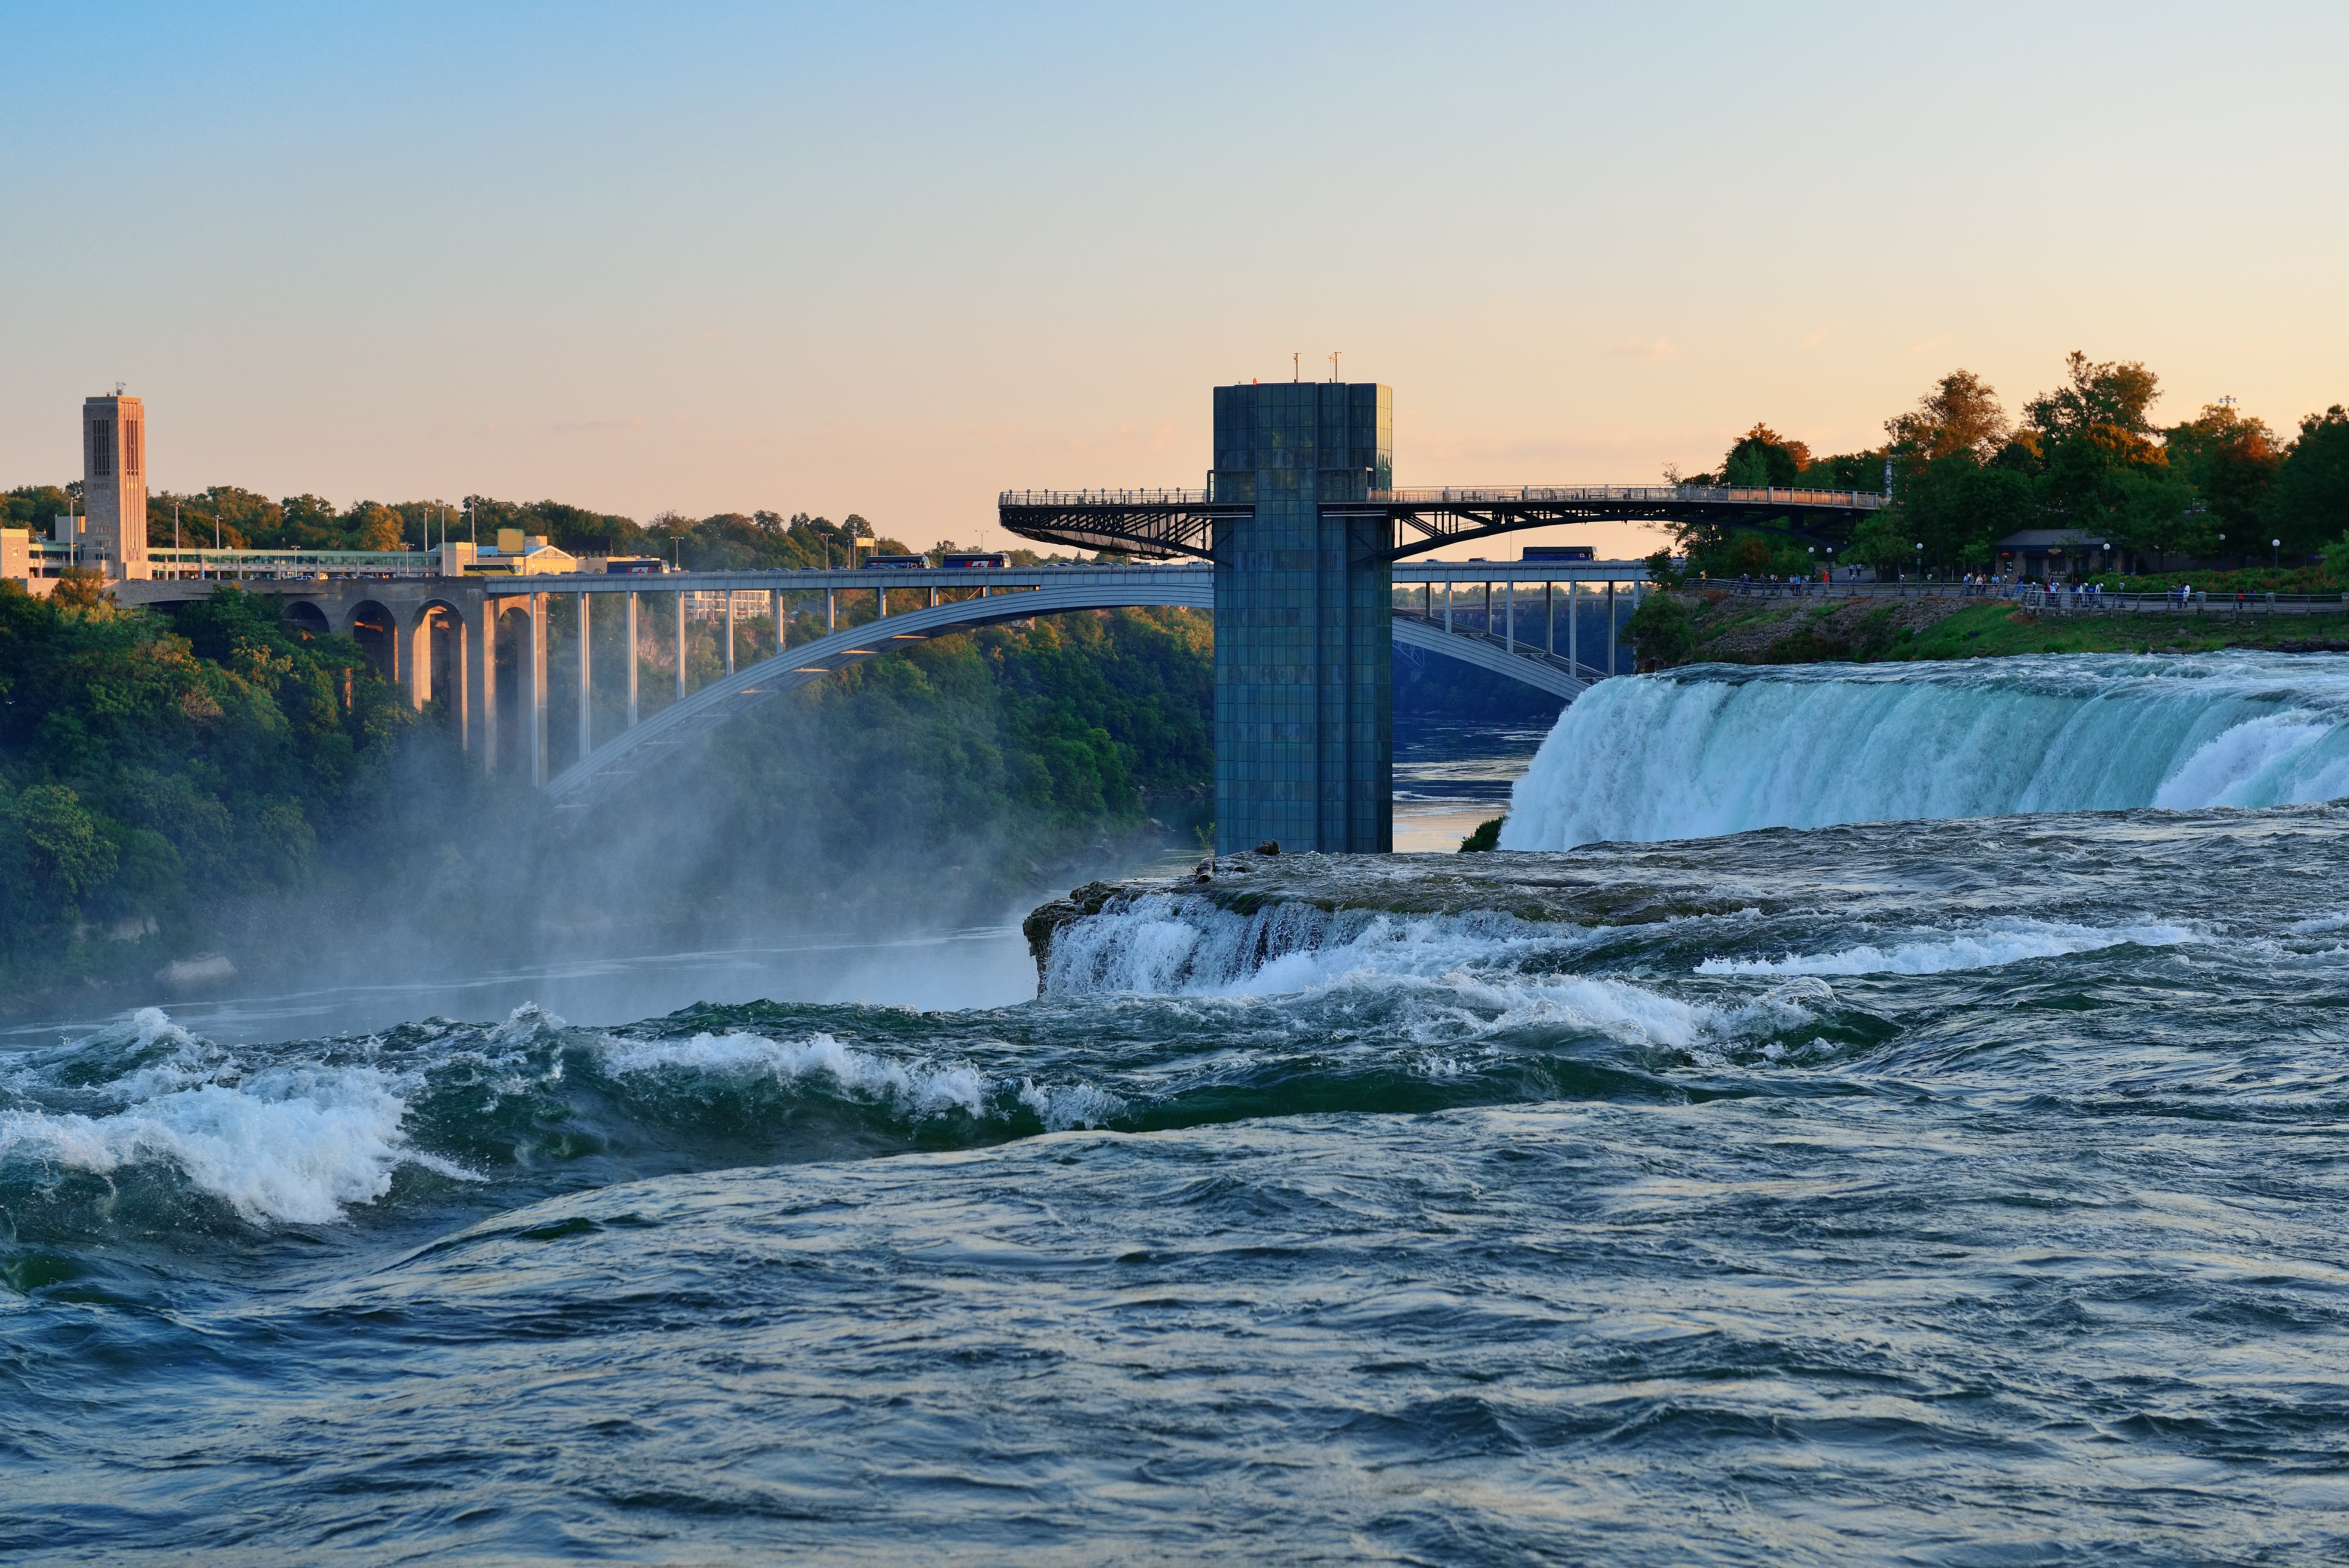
[2153,714,2344,809]
[1045,893,1575,999]
[1430,970,1720,1049]
[2287,911,2349,936]
[1499,653,2349,849]
[1697,919,2197,977]
[600,1030,991,1120]
[1015,1079,1127,1131]
[1042,898,1807,1054]
[0,1064,427,1225]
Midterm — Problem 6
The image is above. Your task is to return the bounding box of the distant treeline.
[0,483,1070,574]
[1667,353,2349,579]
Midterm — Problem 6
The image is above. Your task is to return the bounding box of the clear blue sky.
[5,1,2342,556]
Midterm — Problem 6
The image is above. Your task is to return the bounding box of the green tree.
[2023,351,2163,438]
[7,783,117,910]
[1887,369,2009,462]
[1721,424,1810,487]
[1458,817,1502,852]
[2023,352,2192,566]
[3,485,73,533]
[1626,592,1696,667]
[2167,403,2281,563]
[1879,370,2029,570]
[1895,457,2036,570]
[2268,406,2349,562]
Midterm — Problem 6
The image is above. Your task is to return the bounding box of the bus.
[1521,545,1596,563]
[940,551,1011,569]
[604,556,668,574]
[864,553,931,569]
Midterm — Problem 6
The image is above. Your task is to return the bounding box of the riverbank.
[1664,590,2349,666]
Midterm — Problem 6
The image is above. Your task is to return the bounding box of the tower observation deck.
[1000,382,1888,855]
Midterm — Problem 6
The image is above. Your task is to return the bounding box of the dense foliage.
[1668,355,2349,581]
[0,584,415,989]
[0,578,1219,1007]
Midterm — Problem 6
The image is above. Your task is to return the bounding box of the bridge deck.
[480,560,1657,596]
[999,483,1886,561]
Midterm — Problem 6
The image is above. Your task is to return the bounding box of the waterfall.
[1499,653,2349,849]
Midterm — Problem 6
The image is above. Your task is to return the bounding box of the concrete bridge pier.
[403,611,433,709]
[527,593,549,787]
[674,591,687,701]
[576,591,593,764]
[626,591,640,727]
[464,598,498,769]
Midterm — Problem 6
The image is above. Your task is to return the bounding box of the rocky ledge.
[1022,846,1780,985]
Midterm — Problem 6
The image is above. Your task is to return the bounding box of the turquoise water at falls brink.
[1503,651,2349,847]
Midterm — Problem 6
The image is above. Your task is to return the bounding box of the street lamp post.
[2273,539,2282,570]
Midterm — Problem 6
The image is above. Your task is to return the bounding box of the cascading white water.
[1500,652,2349,849]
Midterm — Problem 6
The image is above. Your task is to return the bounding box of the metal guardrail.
[1703,580,2349,615]
[1376,484,1888,510]
[997,489,1211,507]
[997,483,1889,511]
[146,547,442,579]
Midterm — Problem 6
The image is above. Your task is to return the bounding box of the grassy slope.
[1677,594,2349,667]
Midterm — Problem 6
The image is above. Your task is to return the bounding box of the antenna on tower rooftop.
[1330,352,1340,382]
[1292,352,1299,382]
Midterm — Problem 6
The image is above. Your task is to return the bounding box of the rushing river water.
[8,659,2349,1563]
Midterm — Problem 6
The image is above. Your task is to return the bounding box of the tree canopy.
[1669,352,2347,578]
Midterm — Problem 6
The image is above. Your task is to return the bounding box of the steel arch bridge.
[997,480,1887,562]
[537,563,1610,807]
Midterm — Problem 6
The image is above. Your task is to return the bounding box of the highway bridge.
[120,558,1651,811]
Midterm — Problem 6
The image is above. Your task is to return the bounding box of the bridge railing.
[1373,484,1890,510]
[1000,483,1890,511]
[146,547,442,579]
[999,489,1211,507]
[1699,579,2349,615]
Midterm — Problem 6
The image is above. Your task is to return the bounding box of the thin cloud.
[1800,325,1837,351]
[1612,337,1681,362]
[1907,333,1953,356]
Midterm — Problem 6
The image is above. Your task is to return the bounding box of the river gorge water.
[7,658,2349,1563]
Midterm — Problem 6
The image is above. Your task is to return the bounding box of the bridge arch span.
[541,575,1595,807]
[545,577,1215,805]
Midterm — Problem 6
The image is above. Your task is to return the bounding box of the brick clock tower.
[81,392,149,580]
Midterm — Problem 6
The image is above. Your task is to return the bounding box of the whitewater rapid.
[1501,651,2349,848]
[15,805,2349,1561]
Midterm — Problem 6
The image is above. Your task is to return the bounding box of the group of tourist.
[1713,570,2241,614]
